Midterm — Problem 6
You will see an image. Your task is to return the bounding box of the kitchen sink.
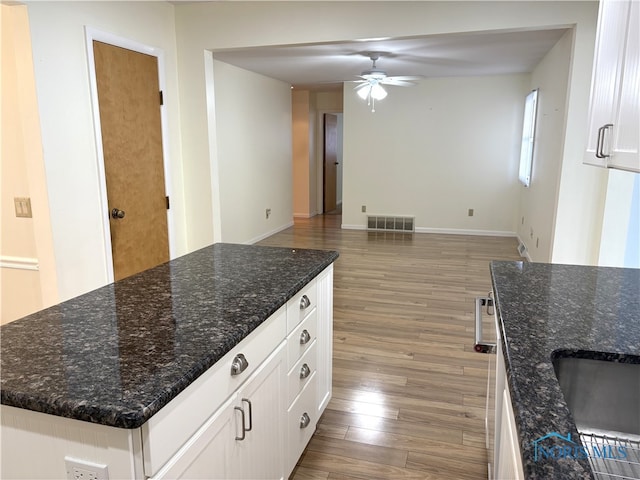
[553,354,640,480]
[553,355,640,436]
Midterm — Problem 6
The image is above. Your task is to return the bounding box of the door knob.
[111,208,125,219]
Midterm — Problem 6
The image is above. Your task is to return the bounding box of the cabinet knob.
[230,353,249,376]
[299,412,311,429]
[300,363,311,379]
[299,295,311,310]
[299,329,311,345]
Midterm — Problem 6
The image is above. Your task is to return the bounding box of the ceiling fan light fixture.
[371,83,387,100]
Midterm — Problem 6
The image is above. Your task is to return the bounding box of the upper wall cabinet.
[583,0,639,173]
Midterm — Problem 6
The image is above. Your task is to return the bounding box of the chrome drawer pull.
[299,295,311,309]
[230,353,249,376]
[300,412,311,429]
[242,398,252,432]
[300,329,311,345]
[300,363,311,379]
[234,406,246,440]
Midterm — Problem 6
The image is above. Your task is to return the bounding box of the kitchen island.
[490,261,640,480]
[1,243,339,479]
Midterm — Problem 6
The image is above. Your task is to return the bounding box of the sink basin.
[553,355,640,436]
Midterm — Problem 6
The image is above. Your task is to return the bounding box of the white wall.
[1,5,58,323]
[27,1,186,301]
[292,90,312,218]
[342,74,528,234]
[211,60,293,243]
[517,30,573,262]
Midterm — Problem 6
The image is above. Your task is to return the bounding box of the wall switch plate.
[468,208,474,217]
[65,457,109,480]
[14,197,32,218]
[361,205,366,213]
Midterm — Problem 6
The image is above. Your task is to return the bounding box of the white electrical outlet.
[65,458,109,480]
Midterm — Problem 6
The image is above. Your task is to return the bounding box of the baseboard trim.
[247,221,294,245]
[293,213,314,219]
[341,224,516,237]
[415,227,517,237]
[0,256,39,271]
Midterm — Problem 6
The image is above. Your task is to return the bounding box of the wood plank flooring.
[257,215,522,479]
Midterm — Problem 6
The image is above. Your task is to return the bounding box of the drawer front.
[286,372,317,476]
[142,306,287,478]
[286,308,317,369]
[286,280,317,332]
[287,340,317,406]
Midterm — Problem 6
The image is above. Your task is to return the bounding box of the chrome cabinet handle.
[299,295,311,309]
[299,329,311,345]
[300,412,311,429]
[111,208,125,219]
[474,296,496,354]
[300,363,311,379]
[234,406,246,440]
[242,398,252,432]
[596,123,613,159]
[230,353,249,376]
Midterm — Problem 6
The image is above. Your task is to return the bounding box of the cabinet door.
[584,0,639,172]
[316,265,334,414]
[151,394,238,480]
[611,0,639,171]
[496,388,525,480]
[236,342,287,480]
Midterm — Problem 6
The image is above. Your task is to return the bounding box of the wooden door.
[93,41,169,281]
[323,114,338,213]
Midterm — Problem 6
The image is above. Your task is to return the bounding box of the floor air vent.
[367,215,415,232]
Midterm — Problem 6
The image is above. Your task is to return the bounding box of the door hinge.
[159,90,164,106]
[166,196,170,209]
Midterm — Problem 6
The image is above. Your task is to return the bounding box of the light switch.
[14,197,32,218]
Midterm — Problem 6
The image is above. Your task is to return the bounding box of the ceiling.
[212,28,570,90]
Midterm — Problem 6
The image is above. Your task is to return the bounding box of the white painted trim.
[84,27,176,283]
[205,50,223,244]
[415,227,517,237]
[341,224,517,237]
[0,256,39,271]
[247,222,294,245]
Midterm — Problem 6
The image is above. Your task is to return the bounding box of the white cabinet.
[152,394,238,479]
[493,341,525,480]
[234,343,286,480]
[152,343,286,480]
[584,0,639,172]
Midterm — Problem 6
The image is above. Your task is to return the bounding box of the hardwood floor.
[257,215,522,479]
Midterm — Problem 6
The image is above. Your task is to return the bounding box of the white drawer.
[287,371,317,474]
[142,306,287,478]
[286,308,316,369]
[287,340,317,406]
[286,279,317,332]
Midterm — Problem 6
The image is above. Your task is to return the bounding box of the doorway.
[89,33,171,281]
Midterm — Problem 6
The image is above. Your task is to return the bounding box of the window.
[518,89,539,187]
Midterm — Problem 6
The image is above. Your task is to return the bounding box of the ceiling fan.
[353,52,422,112]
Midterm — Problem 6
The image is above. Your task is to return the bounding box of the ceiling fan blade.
[381,79,417,87]
[386,75,423,81]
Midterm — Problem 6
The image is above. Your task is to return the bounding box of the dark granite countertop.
[490,261,640,480]
[1,243,338,429]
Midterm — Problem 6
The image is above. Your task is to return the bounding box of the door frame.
[85,27,174,282]
[315,109,342,215]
